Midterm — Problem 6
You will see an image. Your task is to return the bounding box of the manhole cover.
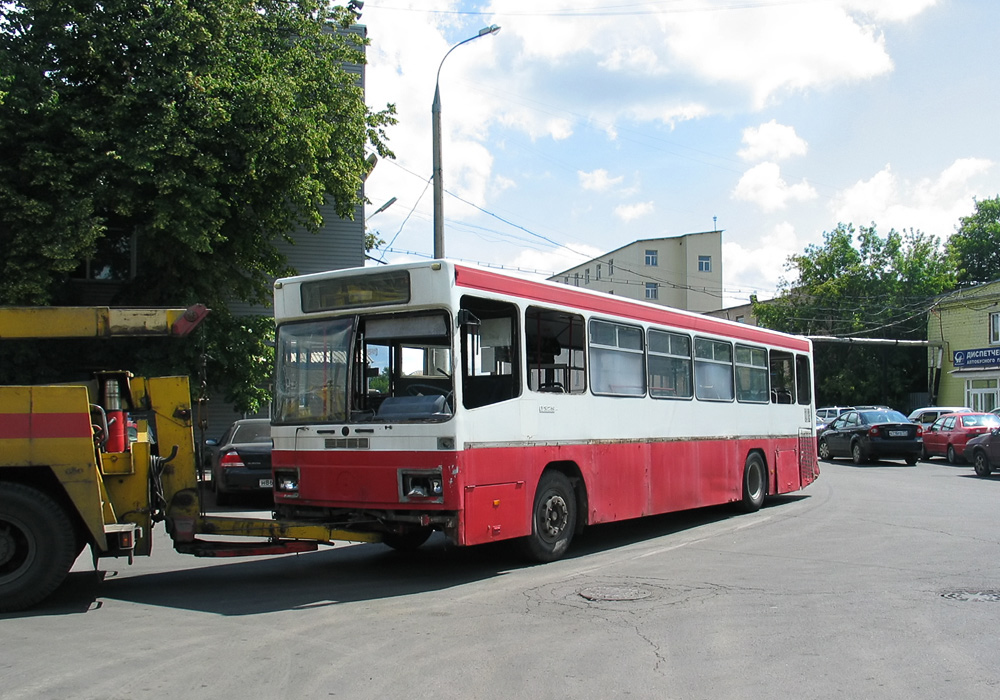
[941,590,1000,602]
[578,585,652,602]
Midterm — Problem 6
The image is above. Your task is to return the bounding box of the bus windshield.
[274,311,455,424]
[275,317,355,424]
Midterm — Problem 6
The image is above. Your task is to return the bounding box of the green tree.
[945,196,1000,287]
[0,1,395,411]
[754,224,955,409]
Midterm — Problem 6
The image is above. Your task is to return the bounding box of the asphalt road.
[4,457,1000,700]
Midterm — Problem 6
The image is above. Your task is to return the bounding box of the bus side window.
[795,354,812,405]
[525,306,587,394]
[461,296,520,409]
[769,350,795,404]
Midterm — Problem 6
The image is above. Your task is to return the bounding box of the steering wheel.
[538,382,566,393]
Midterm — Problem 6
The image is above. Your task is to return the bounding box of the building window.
[609,259,614,276]
[563,276,569,284]
[573,272,580,287]
[596,264,602,280]
[585,268,590,284]
[698,255,712,272]
[991,312,1000,344]
[73,231,136,281]
[645,283,658,300]
[645,250,658,266]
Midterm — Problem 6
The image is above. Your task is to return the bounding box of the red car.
[922,412,1000,463]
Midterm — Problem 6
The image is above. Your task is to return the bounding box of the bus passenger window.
[796,354,812,405]
[735,344,769,403]
[648,330,692,399]
[461,296,520,409]
[769,350,795,404]
[526,306,586,394]
[694,338,734,401]
[590,320,645,397]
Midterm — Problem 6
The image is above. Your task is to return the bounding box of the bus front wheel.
[382,528,432,551]
[520,471,576,562]
[740,453,766,512]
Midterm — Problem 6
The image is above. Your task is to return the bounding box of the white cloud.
[579,169,624,192]
[831,158,995,235]
[509,243,605,278]
[615,201,655,222]
[844,0,939,23]
[739,120,808,161]
[723,222,804,304]
[663,2,895,107]
[733,163,818,212]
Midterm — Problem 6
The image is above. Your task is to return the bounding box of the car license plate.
[888,430,907,437]
[259,478,274,488]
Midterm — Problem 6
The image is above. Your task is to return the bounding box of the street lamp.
[432,24,501,259]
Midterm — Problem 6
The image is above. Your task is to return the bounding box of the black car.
[817,409,921,465]
[207,418,273,505]
[964,428,1000,477]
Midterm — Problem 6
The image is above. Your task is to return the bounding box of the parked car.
[922,412,1000,463]
[207,418,273,505]
[815,406,851,430]
[965,429,1000,477]
[817,409,922,465]
[907,406,972,427]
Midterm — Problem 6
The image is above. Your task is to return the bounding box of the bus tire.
[520,471,576,562]
[740,453,766,512]
[382,528,432,552]
[0,482,78,612]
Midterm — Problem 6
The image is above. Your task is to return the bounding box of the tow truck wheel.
[0,482,78,612]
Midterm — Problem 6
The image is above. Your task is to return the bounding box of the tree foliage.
[0,1,395,411]
[945,196,1000,287]
[754,224,955,408]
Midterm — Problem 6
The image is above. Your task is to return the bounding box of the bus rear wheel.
[520,471,576,562]
[740,453,766,512]
[0,482,78,613]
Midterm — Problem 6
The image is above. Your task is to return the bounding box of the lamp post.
[432,24,501,260]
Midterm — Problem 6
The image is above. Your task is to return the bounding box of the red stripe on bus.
[0,412,93,439]
[453,264,811,352]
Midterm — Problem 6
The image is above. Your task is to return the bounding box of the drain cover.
[941,590,1000,602]
[578,585,652,602]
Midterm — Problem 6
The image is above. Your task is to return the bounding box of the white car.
[907,406,972,426]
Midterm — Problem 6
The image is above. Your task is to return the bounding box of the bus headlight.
[399,468,444,503]
[274,468,300,496]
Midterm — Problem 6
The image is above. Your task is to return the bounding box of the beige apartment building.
[548,231,724,313]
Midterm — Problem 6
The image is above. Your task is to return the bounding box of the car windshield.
[860,410,908,424]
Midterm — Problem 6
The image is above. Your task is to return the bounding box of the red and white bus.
[270,261,818,560]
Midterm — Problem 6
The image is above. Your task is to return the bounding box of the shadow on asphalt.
[9,495,807,619]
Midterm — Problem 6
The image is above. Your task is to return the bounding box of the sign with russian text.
[953,347,1000,368]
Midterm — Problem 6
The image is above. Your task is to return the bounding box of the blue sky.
[359,1,999,306]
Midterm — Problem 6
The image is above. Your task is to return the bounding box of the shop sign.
[953,347,1000,368]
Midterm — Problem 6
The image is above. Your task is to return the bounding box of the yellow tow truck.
[0,306,379,612]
